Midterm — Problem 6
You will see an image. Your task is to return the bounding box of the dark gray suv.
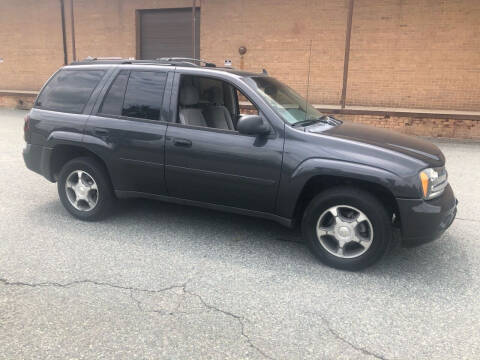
[23,58,457,270]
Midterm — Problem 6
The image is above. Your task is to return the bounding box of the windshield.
[245,76,324,125]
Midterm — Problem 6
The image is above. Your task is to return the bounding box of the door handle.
[173,138,192,147]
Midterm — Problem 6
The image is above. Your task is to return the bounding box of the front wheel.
[57,157,114,221]
[301,186,392,271]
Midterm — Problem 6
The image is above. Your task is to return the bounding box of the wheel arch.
[292,174,401,229]
[49,144,111,186]
[279,157,405,228]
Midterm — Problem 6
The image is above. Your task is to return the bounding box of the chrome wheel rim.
[65,170,98,212]
[316,205,373,259]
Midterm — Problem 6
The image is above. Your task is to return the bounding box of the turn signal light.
[420,171,429,197]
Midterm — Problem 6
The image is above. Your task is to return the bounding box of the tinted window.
[99,70,129,116]
[36,69,105,113]
[122,71,167,120]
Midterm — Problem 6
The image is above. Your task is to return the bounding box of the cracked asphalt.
[1,108,480,359]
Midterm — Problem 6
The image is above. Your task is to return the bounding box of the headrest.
[179,85,199,106]
[206,86,223,105]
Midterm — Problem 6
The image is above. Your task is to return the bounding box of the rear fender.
[44,131,112,182]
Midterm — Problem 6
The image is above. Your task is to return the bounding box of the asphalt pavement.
[1,108,479,359]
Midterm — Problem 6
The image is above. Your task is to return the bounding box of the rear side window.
[36,69,105,113]
[122,71,167,120]
[99,70,167,121]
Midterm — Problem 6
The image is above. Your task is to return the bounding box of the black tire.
[57,157,114,221]
[301,186,392,271]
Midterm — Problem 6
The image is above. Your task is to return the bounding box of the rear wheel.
[301,187,392,271]
[57,157,114,221]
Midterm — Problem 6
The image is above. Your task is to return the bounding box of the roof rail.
[70,56,216,68]
[87,56,125,60]
[70,56,165,66]
[157,57,216,67]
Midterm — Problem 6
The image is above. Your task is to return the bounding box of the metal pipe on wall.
[70,0,77,62]
[59,0,68,65]
[340,0,355,109]
[192,0,196,59]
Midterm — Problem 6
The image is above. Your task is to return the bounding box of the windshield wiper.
[292,115,341,127]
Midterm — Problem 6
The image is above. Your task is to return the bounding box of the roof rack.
[70,56,217,68]
[157,57,216,67]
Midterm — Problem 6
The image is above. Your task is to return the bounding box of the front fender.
[276,157,418,219]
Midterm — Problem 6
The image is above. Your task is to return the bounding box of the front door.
[164,74,284,213]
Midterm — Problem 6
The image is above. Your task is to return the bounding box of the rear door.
[85,68,173,195]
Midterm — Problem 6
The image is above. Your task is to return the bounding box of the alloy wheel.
[316,205,374,259]
[65,170,99,212]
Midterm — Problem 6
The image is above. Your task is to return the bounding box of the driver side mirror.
[237,115,270,136]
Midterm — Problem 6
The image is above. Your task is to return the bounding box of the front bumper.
[396,184,457,247]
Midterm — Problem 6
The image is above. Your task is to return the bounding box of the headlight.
[419,167,448,200]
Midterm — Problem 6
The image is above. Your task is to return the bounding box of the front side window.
[36,69,105,113]
[122,71,167,120]
[245,76,324,125]
[177,75,260,131]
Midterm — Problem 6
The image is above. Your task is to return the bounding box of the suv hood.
[311,121,445,167]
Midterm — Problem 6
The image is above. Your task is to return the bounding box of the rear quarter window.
[36,69,105,113]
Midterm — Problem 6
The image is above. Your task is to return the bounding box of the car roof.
[65,58,266,79]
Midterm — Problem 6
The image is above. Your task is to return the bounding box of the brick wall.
[200,0,348,106]
[1,0,479,111]
[0,93,35,110]
[238,103,480,140]
[1,0,479,139]
[323,113,480,140]
[0,0,64,91]
[64,0,194,61]
[347,0,480,111]
[0,0,194,92]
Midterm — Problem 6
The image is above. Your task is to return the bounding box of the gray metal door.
[139,8,200,60]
